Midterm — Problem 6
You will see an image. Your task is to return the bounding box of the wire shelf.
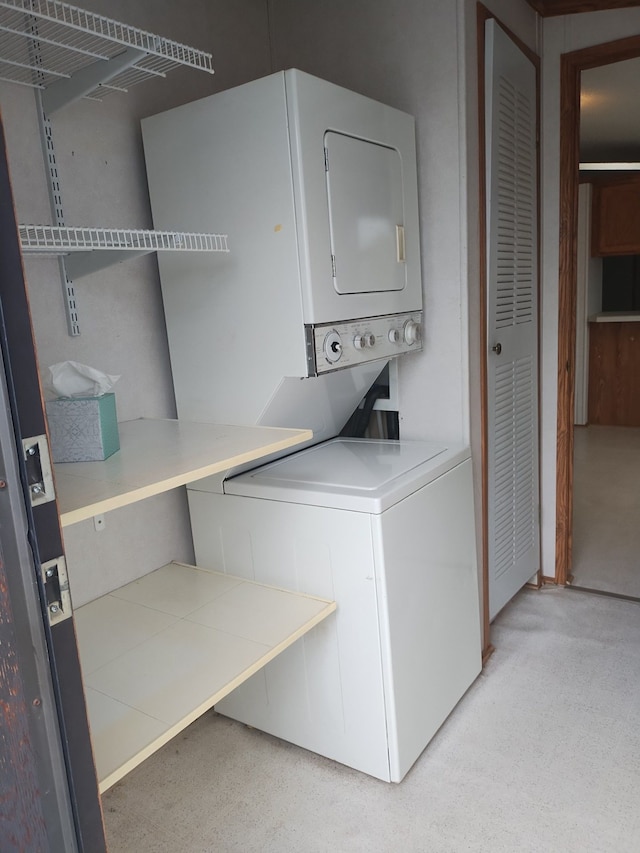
[19,225,229,254]
[0,0,213,97]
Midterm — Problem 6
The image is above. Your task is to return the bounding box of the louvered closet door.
[485,19,540,620]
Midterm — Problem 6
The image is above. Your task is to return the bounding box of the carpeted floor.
[102,586,640,852]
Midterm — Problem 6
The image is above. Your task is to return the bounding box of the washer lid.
[223,438,469,513]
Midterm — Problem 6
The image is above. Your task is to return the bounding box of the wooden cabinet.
[591,177,640,256]
[588,320,640,425]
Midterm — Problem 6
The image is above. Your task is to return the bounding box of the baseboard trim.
[482,644,495,666]
[566,585,640,604]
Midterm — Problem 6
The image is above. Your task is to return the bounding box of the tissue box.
[46,393,119,463]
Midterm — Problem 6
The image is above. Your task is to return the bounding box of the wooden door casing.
[556,34,640,585]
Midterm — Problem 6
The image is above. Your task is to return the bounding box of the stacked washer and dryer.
[142,70,481,783]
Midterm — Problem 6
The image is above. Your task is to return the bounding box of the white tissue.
[46,361,120,398]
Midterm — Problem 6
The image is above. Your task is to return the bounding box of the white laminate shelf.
[19,226,229,280]
[19,225,229,255]
[75,561,336,792]
[54,418,313,527]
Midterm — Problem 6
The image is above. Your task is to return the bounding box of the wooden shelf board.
[54,418,312,527]
[74,561,336,792]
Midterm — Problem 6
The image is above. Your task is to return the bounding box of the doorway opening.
[556,35,640,599]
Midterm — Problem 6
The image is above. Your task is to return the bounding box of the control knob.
[354,333,376,350]
[323,330,343,364]
[403,319,422,346]
[388,328,401,344]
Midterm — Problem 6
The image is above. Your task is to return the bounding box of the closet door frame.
[477,4,541,647]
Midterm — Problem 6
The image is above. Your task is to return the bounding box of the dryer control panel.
[306,311,423,376]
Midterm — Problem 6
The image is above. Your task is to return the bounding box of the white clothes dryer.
[142,70,423,452]
[188,438,482,783]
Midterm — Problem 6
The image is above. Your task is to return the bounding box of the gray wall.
[270,0,472,444]
[268,0,537,631]
[0,0,537,613]
[0,0,562,612]
[0,0,272,605]
[268,0,537,449]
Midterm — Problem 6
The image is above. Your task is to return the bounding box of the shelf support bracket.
[64,249,150,281]
[34,89,80,335]
[41,47,148,116]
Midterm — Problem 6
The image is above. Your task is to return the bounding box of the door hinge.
[331,254,336,278]
[41,556,72,626]
[22,435,55,507]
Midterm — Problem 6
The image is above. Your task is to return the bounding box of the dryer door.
[325,131,406,295]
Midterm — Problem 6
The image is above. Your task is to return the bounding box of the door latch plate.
[41,556,72,625]
[22,434,55,507]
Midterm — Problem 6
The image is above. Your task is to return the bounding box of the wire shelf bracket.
[41,45,146,115]
[0,0,214,110]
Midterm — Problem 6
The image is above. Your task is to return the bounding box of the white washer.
[188,438,482,782]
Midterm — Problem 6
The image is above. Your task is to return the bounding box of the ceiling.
[580,57,640,162]
[522,0,640,163]
[526,1,640,15]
